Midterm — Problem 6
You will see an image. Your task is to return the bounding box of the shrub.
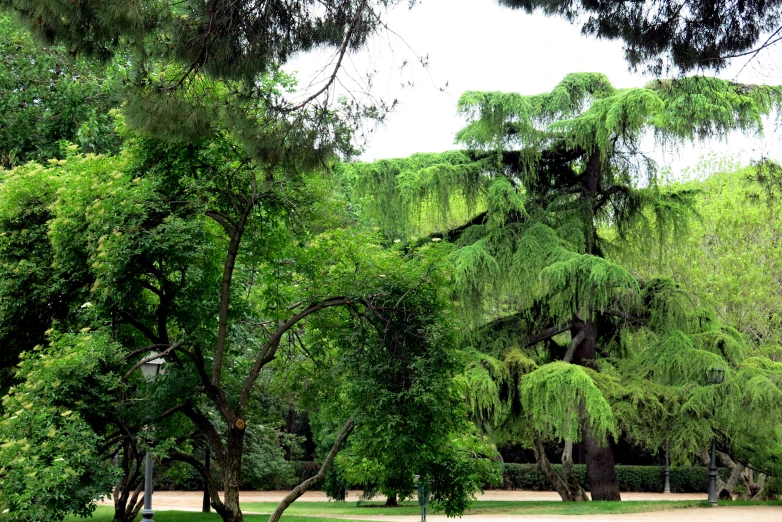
[500,463,730,492]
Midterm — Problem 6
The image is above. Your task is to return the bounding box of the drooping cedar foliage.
[349,73,782,499]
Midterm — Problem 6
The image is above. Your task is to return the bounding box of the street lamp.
[140,353,165,522]
[707,366,725,506]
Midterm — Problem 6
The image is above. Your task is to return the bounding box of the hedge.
[500,463,731,493]
[156,461,730,492]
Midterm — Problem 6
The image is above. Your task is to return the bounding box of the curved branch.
[267,417,356,522]
[527,321,574,345]
[563,330,586,363]
[239,296,354,408]
[123,342,181,381]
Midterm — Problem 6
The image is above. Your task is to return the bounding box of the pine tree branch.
[601,308,647,324]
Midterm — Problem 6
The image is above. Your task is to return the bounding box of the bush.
[500,464,731,492]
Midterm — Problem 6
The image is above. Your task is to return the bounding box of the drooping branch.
[601,308,648,324]
[285,0,369,112]
[167,451,226,515]
[267,417,356,522]
[205,210,236,236]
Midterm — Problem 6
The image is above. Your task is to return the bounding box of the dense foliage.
[497,0,782,74]
[351,72,782,500]
[0,15,122,167]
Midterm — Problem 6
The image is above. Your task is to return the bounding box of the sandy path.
[123,490,708,507]
[97,490,780,520]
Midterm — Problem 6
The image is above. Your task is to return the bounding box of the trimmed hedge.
[500,463,730,493]
[156,460,730,493]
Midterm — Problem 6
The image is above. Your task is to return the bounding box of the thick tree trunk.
[572,317,621,501]
[719,461,746,500]
[532,437,587,501]
[582,430,621,501]
[385,494,399,506]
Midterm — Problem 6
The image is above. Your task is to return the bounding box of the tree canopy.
[350,72,782,501]
[497,0,782,74]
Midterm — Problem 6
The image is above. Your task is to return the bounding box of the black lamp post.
[707,367,725,506]
[140,353,165,522]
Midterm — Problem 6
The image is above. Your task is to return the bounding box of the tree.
[622,158,782,355]
[350,72,782,500]
[0,14,122,167]
[0,0,409,149]
[0,149,219,522]
[497,0,782,74]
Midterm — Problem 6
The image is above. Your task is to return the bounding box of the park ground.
[87,490,782,521]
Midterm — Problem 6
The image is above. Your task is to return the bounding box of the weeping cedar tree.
[349,73,782,500]
[497,0,782,75]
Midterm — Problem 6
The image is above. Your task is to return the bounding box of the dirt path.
[97,490,780,520]
[123,489,707,507]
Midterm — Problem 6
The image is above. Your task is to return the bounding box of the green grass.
[242,499,713,516]
[65,499,782,521]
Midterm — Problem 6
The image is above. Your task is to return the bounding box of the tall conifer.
[350,73,782,500]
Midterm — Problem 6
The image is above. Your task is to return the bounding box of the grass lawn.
[242,499,714,516]
[64,499,782,521]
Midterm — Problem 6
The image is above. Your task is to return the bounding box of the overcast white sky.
[287,0,782,177]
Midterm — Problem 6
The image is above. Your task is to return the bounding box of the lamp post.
[663,444,671,494]
[707,367,725,507]
[416,475,431,522]
[140,352,165,522]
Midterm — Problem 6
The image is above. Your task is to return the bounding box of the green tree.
[496,0,782,74]
[0,15,122,167]
[350,72,782,500]
[0,0,408,149]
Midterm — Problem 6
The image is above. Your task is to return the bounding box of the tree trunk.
[385,494,399,506]
[583,430,621,501]
[561,440,589,501]
[268,418,355,522]
[572,317,621,501]
[532,437,587,501]
[719,461,746,500]
[212,427,247,522]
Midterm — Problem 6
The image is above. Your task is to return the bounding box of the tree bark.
[268,418,355,522]
[572,317,621,501]
[532,437,587,501]
[719,461,746,500]
[561,440,589,501]
[385,494,399,506]
[582,429,621,501]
